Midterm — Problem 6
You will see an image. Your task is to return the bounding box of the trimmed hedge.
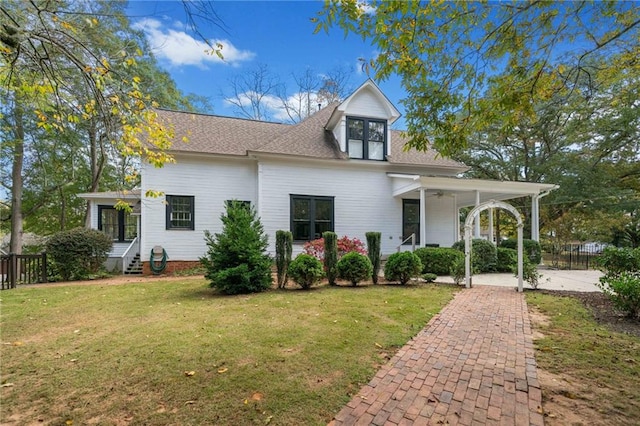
[288,254,325,290]
[365,232,382,284]
[337,252,373,286]
[414,247,464,275]
[500,238,542,265]
[497,247,518,273]
[452,239,498,273]
[384,251,423,285]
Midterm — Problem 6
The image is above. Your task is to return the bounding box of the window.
[290,195,334,241]
[347,117,387,161]
[402,199,420,244]
[166,195,194,230]
[98,205,137,242]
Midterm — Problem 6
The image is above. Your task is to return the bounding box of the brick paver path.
[330,286,543,425]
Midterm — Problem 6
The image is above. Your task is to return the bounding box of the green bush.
[323,231,338,286]
[337,252,373,286]
[422,273,437,283]
[414,247,464,275]
[365,232,382,284]
[450,257,466,285]
[500,238,542,265]
[288,254,325,290]
[598,272,640,318]
[521,259,543,289]
[452,239,497,273]
[45,227,113,281]
[597,246,640,276]
[497,247,518,273]
[275,230,293,289]
[384,251,422,285]
[200,201,272,295]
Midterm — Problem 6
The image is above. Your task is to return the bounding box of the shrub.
[597,246,640,276]
[423,273,437,283]
[323,231,338,286]
[598,272,640,318]
[450,257,466,285]
[497,247,518,273]
[45,227,113,281]
[288,254,325,290]
[452,239,497,273]
[365,232,382,284]
[275,230,293,289]
[303,235,367,262]
[384,251,423,285]
[200,201,272,295]
[337,252,373,286]
[414,247,464,275]
[521,259,543,289]
[500,238,542,265]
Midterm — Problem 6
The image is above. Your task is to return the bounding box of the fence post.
[8,253,16,289]
[41,252,48,283]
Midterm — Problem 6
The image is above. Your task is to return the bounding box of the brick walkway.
[330,286,543,425]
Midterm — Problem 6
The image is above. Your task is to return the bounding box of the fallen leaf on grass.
[184,400,196,405]
[251,392,264,401]
[217,368,228,374]
[184,371,195,377]
[374,342,382,348]
[1,383,15,388]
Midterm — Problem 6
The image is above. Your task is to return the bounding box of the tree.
[314,1,640,157]
[1,1,210,247]
[200,201,272,295]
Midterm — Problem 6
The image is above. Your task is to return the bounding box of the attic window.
[347,117,386,161]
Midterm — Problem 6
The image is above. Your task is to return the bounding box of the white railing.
[121,237,139,274]
[397,233,416,252]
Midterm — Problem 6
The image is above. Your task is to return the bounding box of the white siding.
[346,89,389,118]
[140,156,257,261]
[259,160,404,256]
[425,195,457,247]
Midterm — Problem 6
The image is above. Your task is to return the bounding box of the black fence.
[0,253,48,290]
[542,244,603,270]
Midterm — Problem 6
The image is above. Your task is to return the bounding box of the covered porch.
[389,174,558,247]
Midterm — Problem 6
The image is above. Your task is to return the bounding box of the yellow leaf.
[217,368,228,374]
[184,371,195,377]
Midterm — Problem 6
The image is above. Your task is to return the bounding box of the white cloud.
[133,18,255,68]
[224,91,330,122]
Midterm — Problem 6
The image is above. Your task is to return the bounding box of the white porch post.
[419,188,426,248]
[488,208,494,243]
[453,195,459,243]
[531,195,540,241]
[474,190,481,238]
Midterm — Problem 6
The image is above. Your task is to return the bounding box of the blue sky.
[126,1,406,126]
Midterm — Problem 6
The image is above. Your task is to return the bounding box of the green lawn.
[0,279,458,425]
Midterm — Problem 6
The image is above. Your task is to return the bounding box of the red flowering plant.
[303,235,366,262]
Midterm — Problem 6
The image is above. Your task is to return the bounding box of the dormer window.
[347,117,386,161]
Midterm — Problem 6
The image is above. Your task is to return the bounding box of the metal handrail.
[121,237,139,274]
[397,233,416,252]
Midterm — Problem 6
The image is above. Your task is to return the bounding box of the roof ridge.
[155,107,290,127]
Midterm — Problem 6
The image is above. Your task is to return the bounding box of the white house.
[80,80,557,274]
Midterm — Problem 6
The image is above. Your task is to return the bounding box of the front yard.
[0,278,457,425]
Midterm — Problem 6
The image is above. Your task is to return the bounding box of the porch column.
[488,208,495,243]
[531,195,540,241]
[420,188,427,247]
[474,190,481,238]
[453,195,460,243]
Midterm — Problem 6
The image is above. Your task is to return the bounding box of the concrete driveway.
[437,269,603,292]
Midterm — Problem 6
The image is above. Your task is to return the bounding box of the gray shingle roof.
[155,107,465,169]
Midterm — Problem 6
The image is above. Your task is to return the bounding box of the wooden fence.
[0,253,47,290]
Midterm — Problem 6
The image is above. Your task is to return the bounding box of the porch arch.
[463,200,524,292]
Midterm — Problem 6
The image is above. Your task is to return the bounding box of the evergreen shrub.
[275,230,293,289]
[288,254,324,290]
[323,231,338,286]
[452,239,498,272]
[365,232,382,284]
[200,201,272,295]
[384,251,422,285]
[497,247,518,273]
[45,227,113,281]
[414,247,464,275]
[500,238,542,265]
[336,252,373,286]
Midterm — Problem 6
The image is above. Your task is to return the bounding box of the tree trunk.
[84,120,105,228]
[10,101,24,254]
